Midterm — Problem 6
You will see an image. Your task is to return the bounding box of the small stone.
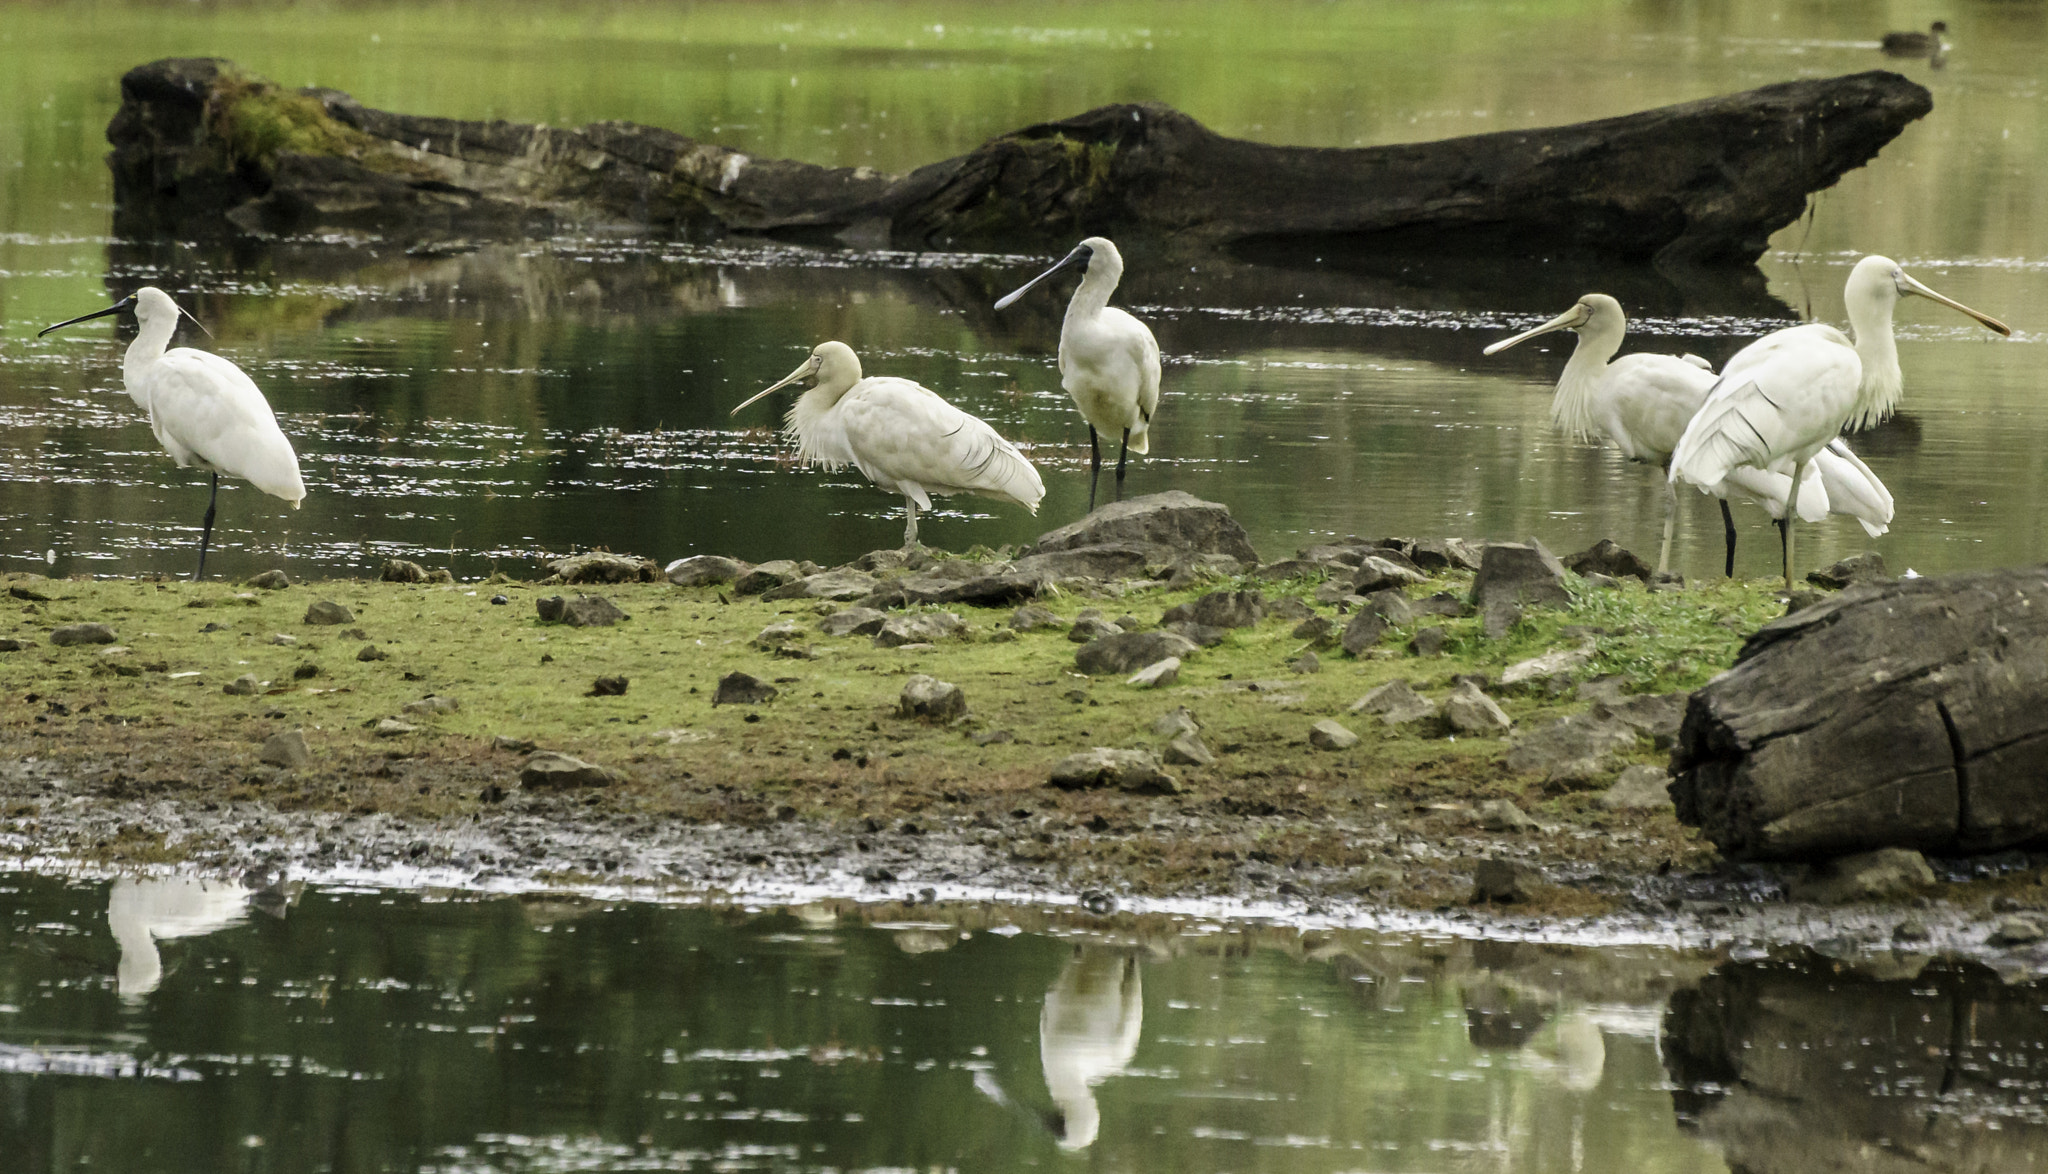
[1309,719,1360,751]
[258,728,312,768]
[492,735,537,754]
[900,674,967,722]
[1892,919,1930,943]
[820,607,887,637]
[291,662,320,680]
[1127,657,1181,688]
[1409,626,1449,657]
[374,718,418,737]
[1159,621,1227,648]
[1163,732,1216,766]
[587,675,629,697]
[972,729,1015,746]
[0,638,27,652]
[1472,857,1542,903]
[1474,799,1540,832]
[1352,555,1427,595]
[396,695,461,716]
[380,558,428,583]
[269,633,298,647]
[1009,605,1063,631]
[1499,644,1596,691]
[1268,597,1315,622]
[1989,916,2044,947]
[247,570,290,590]
[1339,610,1386,657]
[1789,848,1937,903]
[490,594,509,605]
[1153,707,1201,738]
[1480,600,1523,639]
[519,751,621,789]
[1047,748,1181,795]
[356,644,389,662]
[874,612,965,647]
[304,600,354,625]
[1351,680,1438,727]
[1442,680,1513,736]
[1289,652,1320,674]
[1160,589,1264,629]
[1075,631,1199,676]
[1291,614,1337,648]
[664,554,747,587]
[733,560,803,595]
[1598,765,1674,811]
[754,621,807,651]
[711,671,777,706]
[1808,552,1889,590]
[51,623,118,646]
[223,673,261,696]
[1067,616,1125,643]
[537,594,626,627]
[1564,538,1653,583]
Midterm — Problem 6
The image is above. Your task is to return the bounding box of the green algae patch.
[203,63,425,181]
[0,566,1776,900]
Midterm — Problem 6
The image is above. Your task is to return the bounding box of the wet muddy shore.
[3,541,2045,974]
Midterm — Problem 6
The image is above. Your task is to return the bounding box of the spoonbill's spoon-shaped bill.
[993,237,1162,511]
[732,340,1045,549]
[39,287,306,582]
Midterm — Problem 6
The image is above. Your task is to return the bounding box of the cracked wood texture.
[109,58,1929,264]
[1671,567,2048,861]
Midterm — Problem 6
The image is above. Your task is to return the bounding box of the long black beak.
[38,295,137,338]
[994,246,1090,311]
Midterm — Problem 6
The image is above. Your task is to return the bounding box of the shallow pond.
[0,1,2044,581]
[4,870,2044,1173]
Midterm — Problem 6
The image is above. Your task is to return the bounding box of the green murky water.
[6,870,2042,1173]
[0,0,2043,579]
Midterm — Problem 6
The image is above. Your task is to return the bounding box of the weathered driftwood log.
[109,58,1929,265]
[1671,567,2048,861]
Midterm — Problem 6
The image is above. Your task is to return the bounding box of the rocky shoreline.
[3,493,2045,973]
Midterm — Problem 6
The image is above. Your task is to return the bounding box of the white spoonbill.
[39,287,305,580]
[1669,255,2009,589]
[994,237,1161,511]
[1484,294,1890,577]
[731,341,1045,549]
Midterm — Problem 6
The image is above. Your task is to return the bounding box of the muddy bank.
[3,523,2046,967]
[110,57,1927,266]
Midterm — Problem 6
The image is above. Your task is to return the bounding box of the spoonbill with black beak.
[731,341,1045,549]
[39,287,305,580]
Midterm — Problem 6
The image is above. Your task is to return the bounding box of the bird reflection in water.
[1038,947,1144,1149]
[107,876,266,1000]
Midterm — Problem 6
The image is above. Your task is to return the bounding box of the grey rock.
[1499,644,1596,691]
[380,558,428,583]
[1339,610,1387,657]
[268,633,298,647]
[1009,605,1063,631]
[305,600,355,625]
[374,718,418,737]
[1598,765,1675,811]
[874,612,965,647]
[1164,731,1216,766]
[1068,617,1125,643]
[1153,707,1201,738]
[711,672,778,706]
[754,621,808,651]
[1127,657,1182,688]
[1564,538,1653,583]
[1026,490,1260,565]
[1410,626,1449,657]
[972,729,1015,746]
[402,695,461,716]
[223,673,261,696]
[1990,916,2045,946]
[1362,589,1416,626]
[1410,537,1484,572]
[1789,848,1937,903]
[1289,651,1320,674]
[1047,748,1182,795]
[1010,545,1150,584]
[1160,621,1228,647]
[1480,600,1523,639]
[587,675,628,696]
[900,674,967,722]
[1470,540,1571,615]
[1472,857,1542,902]
[733,560,803,595]
[762,569,879,602]
[520,751,621,789]
[50,623,117,647]
[1808,552,1890,590]
[1351,679,1438,726]
[492,735,538,754]
[258,728,312,768]
[665,554,747,587]
[1292,614,1337,648]
[0,638,29,652]
[1443,680,1513,736]
[820,607,888,638]
[1475,799,1541,832]
[547,552,660,584]
[1309,718,1359,750]
[1160,589,1264,629]
[1254,558,1337,582]
[1412,592,1466,618]
[1163,553,1248,588]
[356,644,389,662]
[1602,692,1687,741]
[1076,631,1199,676]
[1892,918,1930,943]
[1505,710,1640,776]
[545,594,627,627]
[1352,555,1428,595]
[247,570,291,590]
[1267,597,1315,623]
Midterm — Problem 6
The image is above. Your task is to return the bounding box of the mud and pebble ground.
[3,544,2045,969]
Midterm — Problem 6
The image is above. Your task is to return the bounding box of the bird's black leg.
[194,472,219,582]
[1087,428,1102,513]
[1114,428,1130,502]
[1720,499,1738,579]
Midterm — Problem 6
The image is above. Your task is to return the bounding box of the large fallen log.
[1671,567,2048,861]
[109,58,1928,266]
